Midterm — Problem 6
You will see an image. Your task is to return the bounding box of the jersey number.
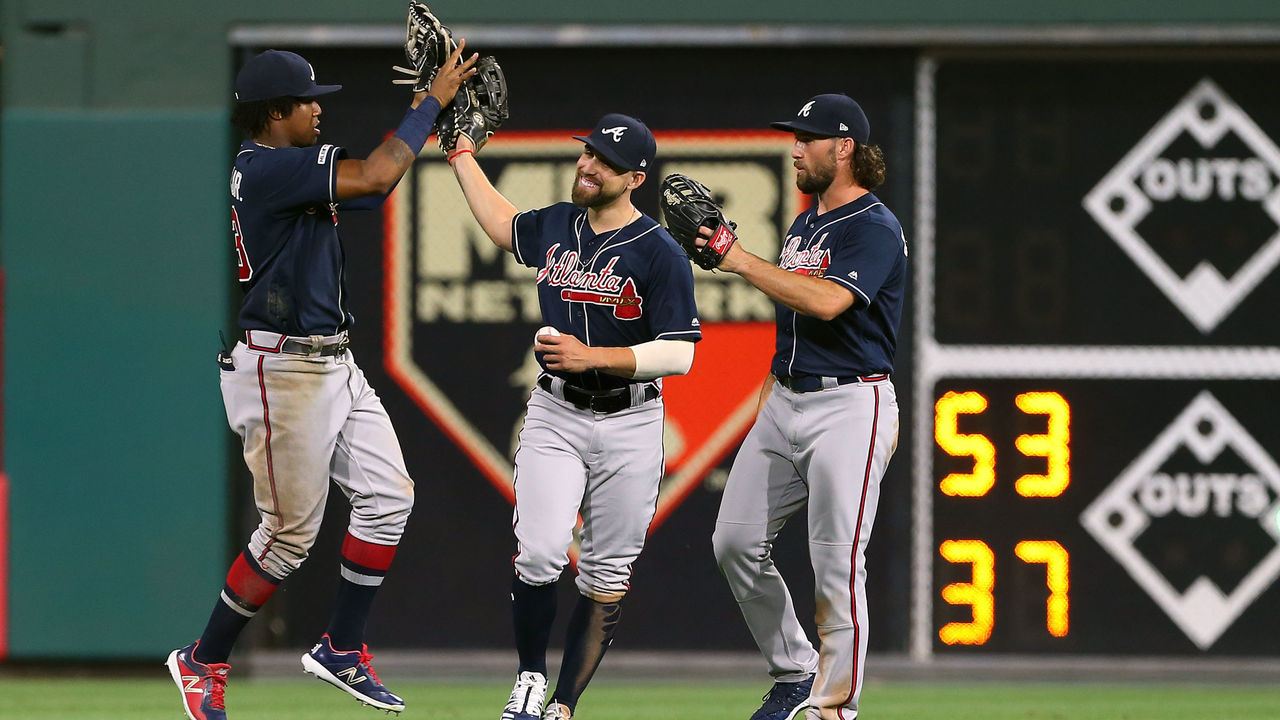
[232,206,253,282]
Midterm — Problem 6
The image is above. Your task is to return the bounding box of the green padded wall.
[1,111,230,657]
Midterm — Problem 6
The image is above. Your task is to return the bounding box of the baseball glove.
[392,1,455,93]
[438,56,509,153]
[659,174,739,271]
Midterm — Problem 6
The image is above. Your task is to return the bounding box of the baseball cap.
[234,50,342,102]
[770,93,870,144]
[572,114,657,172]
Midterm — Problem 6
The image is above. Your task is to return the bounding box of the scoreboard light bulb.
[1014,392,1071,498]
[1015,540,1070,637]
[938,539,995,645]
[935,392,997,497]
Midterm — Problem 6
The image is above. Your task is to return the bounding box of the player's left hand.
[535,332,597,373]
[697,225,745,271]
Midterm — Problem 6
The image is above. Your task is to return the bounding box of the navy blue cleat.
[301,634,405,714]
[749,674,814,720]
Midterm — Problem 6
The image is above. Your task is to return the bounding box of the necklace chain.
[580,208,637,268]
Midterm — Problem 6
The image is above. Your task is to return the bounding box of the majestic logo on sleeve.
[779,232,832,277]
[536,245,643,319]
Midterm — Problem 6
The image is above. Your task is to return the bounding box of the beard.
[795,160,835,194]
[795,145,838,194]
[571,174,627,208]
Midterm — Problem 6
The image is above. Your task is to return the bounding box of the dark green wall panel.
[1,111,230,657]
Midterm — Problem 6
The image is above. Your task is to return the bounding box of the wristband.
[447,148,474,164]
[391,96,441,154]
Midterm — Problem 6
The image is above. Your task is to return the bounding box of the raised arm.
[334,41,478,200]
[446,134,518,252]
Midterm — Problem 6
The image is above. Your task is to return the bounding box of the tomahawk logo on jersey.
[512,201,700,389]
[771,192,907,379]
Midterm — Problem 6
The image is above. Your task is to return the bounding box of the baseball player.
[445,115,701,720]
[165,45,477,720]
[704,94,906,720]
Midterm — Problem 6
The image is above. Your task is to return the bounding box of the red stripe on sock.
[342,532,398,572]
[226,552,280,608]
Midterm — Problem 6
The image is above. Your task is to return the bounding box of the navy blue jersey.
[230,140,352,336]
[512,202,702,390]
[771,192,907,379]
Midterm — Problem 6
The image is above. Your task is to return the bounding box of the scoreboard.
[912,55,1280,657]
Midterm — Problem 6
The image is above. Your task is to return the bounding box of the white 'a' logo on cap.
[307,62,316,81]
[602,126,627,141]
[799,101,815,117]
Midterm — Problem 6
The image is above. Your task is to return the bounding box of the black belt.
[537,375,659,414]
[246,330,350,357]
[774,373,888,393]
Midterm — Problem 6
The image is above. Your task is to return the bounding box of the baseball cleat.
[749,674,814,720]
[501,670,548,720]
[166,641,231,720]
[541,701,573,719]
[301,634,405,713]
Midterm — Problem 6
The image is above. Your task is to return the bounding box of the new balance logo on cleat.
[336,666,369,685]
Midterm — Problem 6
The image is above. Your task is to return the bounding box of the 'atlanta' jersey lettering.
[513,202,701,390]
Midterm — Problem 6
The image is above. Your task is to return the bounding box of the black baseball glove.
[438,56,509,153]
[659,173,739,271]
[392,1,455,92]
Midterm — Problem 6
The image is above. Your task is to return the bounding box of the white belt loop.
[548,375,566,401]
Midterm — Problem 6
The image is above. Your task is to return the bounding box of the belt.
[537,374,659,414]
[774,373,889,393]
[246,330,350,357]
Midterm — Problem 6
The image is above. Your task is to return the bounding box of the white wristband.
[630,339,694,380]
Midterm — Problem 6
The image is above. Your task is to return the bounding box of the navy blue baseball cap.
[573,114,657,172]
[234,50,342,102]
[770,94,870,144]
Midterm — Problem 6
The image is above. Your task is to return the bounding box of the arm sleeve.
[823,223,905,308]
[642,239,703,342]
[630,339,695,380]
[256,144,346,211]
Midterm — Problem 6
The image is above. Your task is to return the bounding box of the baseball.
[536,326,561,340]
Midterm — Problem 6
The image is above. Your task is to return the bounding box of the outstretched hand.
[425,39,479,109]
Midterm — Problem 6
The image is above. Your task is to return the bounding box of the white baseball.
[536,326,561,340]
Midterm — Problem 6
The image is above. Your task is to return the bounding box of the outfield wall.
[3,1,1279,660]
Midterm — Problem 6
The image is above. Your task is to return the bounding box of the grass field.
[2,678,1278,720]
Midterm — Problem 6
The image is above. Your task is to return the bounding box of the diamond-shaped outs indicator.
[1083,78,1280,333]
[1080,392,1280,649]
